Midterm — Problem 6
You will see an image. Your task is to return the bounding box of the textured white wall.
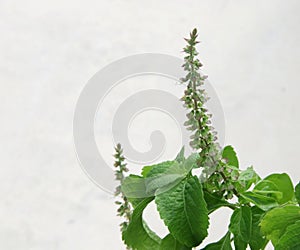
[0,0,299,249]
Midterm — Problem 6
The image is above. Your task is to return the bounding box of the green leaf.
[146,154,199,178]
[240,191,278,211]
[253,180,283,201]
[145,161,186,196]
[260,205,300,246]
[155,176,209,247]
[122,175,148,198]
[139,161,185,197]
[249,206,268,250]
[182,153,200,171]
[233,236,247,250]
[229,206,252,243]
[255,173,294,204]
[160,234,191,250]
[238,166,260,190]
[122,197,161,249]
[175,146,185,163]
[230,206,255,250]
[143,221,162,245]
[202,232,232,250]
[276,220,300,250]
[141,165,154,177]
[143,161,176,178]
[145,155,201,196]
[146,167,185,195]
[222,145,239,168]
[295,182,300,206]
[203,190,234,214]
[127,157,201,200]
[127,197,145,208]
[241,173,294,210]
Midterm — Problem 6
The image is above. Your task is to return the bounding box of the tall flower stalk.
[181,29,221,175]
[181,29,238,198]
[114,143,132,233]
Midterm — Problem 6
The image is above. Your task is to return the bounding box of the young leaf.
[260,205,300,246]
[155,176,209,247]
[222,145,239,168]
[249,206,268,250]
[229,206,252,243]
[253,180,283,201]
[201,232,232,250]
[257,173,294,204]
[122,197,161,249]
[238,166,260,190]
[276,220,300,250]
[240,191,278,211]
[295,182,300,205]
[160,234,191,250]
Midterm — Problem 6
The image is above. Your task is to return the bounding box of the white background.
[1,0,299,249]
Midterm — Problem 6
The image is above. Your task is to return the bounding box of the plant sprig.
[113,29,300,250]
